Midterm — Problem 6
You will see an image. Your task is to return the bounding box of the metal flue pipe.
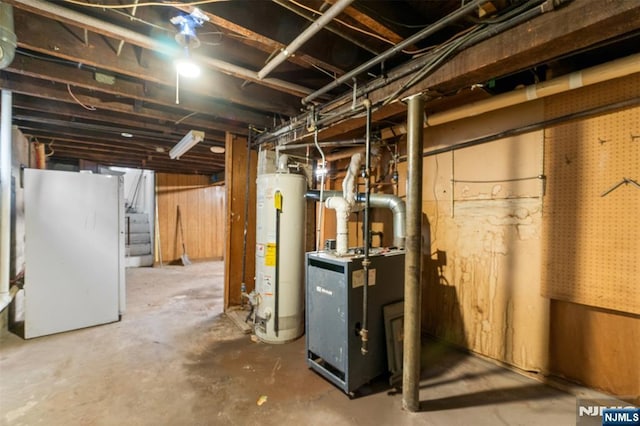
[258,0,355,80]
[306,190,406,248]
[302,0,490,105]
[402,94,424,412]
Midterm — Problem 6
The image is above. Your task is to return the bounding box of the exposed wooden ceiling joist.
[0,73,246,135]
[372,0,640,103]
[2,0,638,175]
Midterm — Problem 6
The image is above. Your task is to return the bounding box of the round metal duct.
[0,2,16,69]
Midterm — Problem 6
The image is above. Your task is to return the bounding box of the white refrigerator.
[22,169,125,338]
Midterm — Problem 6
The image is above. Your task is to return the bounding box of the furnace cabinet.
[306,250,405,394]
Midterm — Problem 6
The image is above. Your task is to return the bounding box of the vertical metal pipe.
[274,190,282,336]
[1,90,13,310]
[360,99,372,355]
[240,128,252,303]
[402,94,424,412]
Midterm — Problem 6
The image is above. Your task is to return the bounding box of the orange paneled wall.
[156,173,225,262]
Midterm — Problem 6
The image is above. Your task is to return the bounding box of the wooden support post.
[224,132,257,309]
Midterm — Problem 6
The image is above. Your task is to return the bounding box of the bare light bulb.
[175,58,201,78]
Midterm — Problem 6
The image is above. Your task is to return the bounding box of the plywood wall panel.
[549,300,640,404]
[156,173,225,262]
[400,72,640,401]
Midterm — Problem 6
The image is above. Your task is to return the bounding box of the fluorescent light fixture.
[170,130,205,159]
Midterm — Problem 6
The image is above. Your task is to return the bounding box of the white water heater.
[255,172,307,343]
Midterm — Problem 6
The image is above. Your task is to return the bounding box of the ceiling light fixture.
[120,132,133,138]
[209,145,225,154]
[175,53,201,78]
[171,8,207,79]
[170,130,205,160]
[170,8,208,103]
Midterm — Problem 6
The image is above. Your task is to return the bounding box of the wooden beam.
[6,54,273,127]
[0,73,248,135]
[224,132,256,308]
[36,139,224,172]
[18,121,226,160]
[370,0,640,103]
[7,2,312,98]
[13,99,226,142]
[175,4,345,77]
[324,0,407,45]
[11,10,301,115]
[318,102,406,140]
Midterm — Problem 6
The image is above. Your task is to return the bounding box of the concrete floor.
[1,261,580,425]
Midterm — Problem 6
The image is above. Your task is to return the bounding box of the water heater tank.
[0,2,16,70]
[255,173,306,343]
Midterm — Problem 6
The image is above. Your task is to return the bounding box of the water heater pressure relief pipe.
[274,190,283,337]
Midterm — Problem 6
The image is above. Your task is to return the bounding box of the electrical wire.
[174,111,198,125]
[381,25,484,106]
[287,0,412,53]
[299,56,341,82]
[17,49,95,69]
[451,176,544,184]
[288,0,535,56]
[67,84,97,111]
[108,7,173,32]
[63,0,228,9]
[357,2,433,29]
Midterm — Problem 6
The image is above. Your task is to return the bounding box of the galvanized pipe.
[0,90,13,312]
[302,0,490,105]
[402,94,424,412]
[258,0,355,80]
[272,0,379,56]
[360,99,372,355]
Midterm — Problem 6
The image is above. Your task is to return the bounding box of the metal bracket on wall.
[600,177,640,197]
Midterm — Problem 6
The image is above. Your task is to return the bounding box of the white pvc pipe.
[277,154,289,172]
[342,152,362,206]
[325,196,350,256]
[324,146,365,162]
[379,52,640,141]
[428,52,640,126]
[257,0,355,80]
[0,90,12,312]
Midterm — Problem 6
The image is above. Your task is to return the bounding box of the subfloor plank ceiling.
[1,0,639,175]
